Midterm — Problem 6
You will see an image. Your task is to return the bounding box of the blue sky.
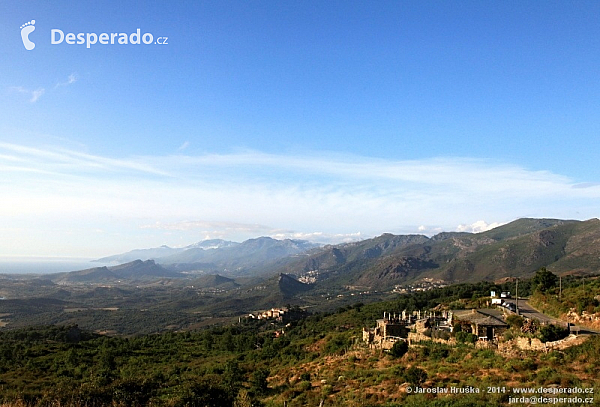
[2,1,600,257]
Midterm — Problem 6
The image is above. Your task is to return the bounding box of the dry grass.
[0,402,132,407]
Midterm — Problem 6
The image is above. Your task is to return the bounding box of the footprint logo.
[20,20,36,50]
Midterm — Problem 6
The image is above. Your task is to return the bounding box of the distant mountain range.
[49,218,600,295]
[157,237,318,270]
[51,260,180,284]
[278,218,600,290]
[90,237,320,278]
[94,239,238,263]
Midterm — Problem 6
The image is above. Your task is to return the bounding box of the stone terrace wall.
[408,332,456,346]
[498,334,586,353]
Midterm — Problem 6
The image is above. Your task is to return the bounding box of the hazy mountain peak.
[184,239,239,250]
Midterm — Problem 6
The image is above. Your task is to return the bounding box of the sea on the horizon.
[0,257,111,275]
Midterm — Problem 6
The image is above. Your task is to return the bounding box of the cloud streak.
[0,142,169,177]
[10,86,45,103]
[9,73,78,103]
[1,142,598,256]
[141,220,363,245]
[457,221,505,234]
[54,73,78,89]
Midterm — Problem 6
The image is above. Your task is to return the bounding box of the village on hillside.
[362,291,590,354]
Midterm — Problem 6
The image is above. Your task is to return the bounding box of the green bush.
[535,367,562,385]
[533,268,558,293]
[324,333,350,355]
[505,357,537,372]
[506,315,524,330]
[538,324,569,343]
[404,366,427,386]
[322,384,333,396]
[250,368,269,396]
[298,380,312,391]
[455,331,477,344]
[429,345,450,361]
[389,340,409,358]
[431,329,451,340]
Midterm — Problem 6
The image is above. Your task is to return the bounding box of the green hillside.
[286,218,600,290]
[0,281,598,407]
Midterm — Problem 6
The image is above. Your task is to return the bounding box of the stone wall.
[566,309,600,329]
[498,334,586,353]
[408,332,456,346]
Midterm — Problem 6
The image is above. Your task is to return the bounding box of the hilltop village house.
[363,310,452,349]
[248,307,305,324]
[452,309,509,340]
[363,291,590,353]
[363,309,508,349]
[362,312,410,347]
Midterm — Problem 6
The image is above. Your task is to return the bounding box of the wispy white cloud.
[142,220,275,234]
[153,151,576,197]
[457,221,505,234]
[0,142,169,177]
[10,86,45,103]
[1,142,599,256]
[54,73,78,89]
[269,231,364,244]
[141,220,363,244]
[30,88,45,102]
[9,73,78,103]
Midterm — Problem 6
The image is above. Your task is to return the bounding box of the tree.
[533,267,558,293]
[179,377,232,407]
[506,315,524,330]
[250,368,270,396]
[223,360,243,397]
[455,331,477,344]
[404,366,427,386]
[539,324,569,343]
[389,340,409,358]
[300,372,311,381]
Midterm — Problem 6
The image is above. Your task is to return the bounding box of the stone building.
[363,312,410,349]
[452,309,508,341]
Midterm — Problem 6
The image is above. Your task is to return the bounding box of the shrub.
[429,345,450,361]
[322,384,333,396]
[324,333,349,355]
[536,367,562,385]
[538,324,569,343]
[389,340,409,358]
[506,315,524,330]
[541,350,564,366]
[431,329,451,340]
[250,368,269,396]
[455,331,477,344]
[298,380,312,391]
[506,357,537,372]
[391,365,406,377]
[404,366,427,386]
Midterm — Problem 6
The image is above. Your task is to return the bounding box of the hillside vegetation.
[1,280,599,407]
[529,275,600,329]
[3,218,600,336]
[281,218,600,290]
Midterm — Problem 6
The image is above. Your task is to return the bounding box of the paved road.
[505,298,600,335]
